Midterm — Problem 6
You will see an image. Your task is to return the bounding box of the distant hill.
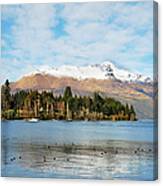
[10,72,154,119]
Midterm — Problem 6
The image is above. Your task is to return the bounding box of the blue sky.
[1,1,154,82]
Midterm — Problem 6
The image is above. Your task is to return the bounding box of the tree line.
[1,80,137,121]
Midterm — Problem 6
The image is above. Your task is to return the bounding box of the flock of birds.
[8,144,153,165]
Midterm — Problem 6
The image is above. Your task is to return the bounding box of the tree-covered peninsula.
[1,80,137,121]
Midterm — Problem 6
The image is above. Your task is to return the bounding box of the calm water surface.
[1,120,157,180]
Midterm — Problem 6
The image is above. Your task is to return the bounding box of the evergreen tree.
[125,103,129,115]
[92,92,104,112]
[102,102,112,116]
[63,86,72,102]
[1,79,12,110]
[13,90,28,109]
[130,105,135,114]
[1,82,137,120]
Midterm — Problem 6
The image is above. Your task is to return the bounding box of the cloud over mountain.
[1,2,154,83]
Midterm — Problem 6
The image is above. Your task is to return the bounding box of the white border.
[0,0,162,186]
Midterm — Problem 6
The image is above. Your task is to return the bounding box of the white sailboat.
[27,118,39,123]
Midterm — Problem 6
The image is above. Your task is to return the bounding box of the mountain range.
[10,61,154,119]
[24,61,152,83]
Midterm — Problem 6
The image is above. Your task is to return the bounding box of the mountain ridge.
[10,72,154,119]
[24,61,152,83]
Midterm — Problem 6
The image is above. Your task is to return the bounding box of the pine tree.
[63,86,72,102]
[130,105,135,114]
[125,103,129,115]
[1,79,12,111]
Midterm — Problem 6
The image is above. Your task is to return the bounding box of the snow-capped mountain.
[27,61,152,83]
[11,61,154,119]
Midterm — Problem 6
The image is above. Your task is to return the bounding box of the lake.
[1,120,157,180]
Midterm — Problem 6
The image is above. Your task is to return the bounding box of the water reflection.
[2,139,155,180]
[1,120,156,180]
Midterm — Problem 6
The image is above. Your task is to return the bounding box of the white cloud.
[12,4,57,59]
[61,2,113,23]
[1,1,154,82]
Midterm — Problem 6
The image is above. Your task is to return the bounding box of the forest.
[1,80,137,121]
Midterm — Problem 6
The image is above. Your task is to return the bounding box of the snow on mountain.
[27,61,152,83]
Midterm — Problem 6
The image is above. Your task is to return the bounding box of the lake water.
[1,120,157,180]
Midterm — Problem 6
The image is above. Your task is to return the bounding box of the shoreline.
[1,118,138,122]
